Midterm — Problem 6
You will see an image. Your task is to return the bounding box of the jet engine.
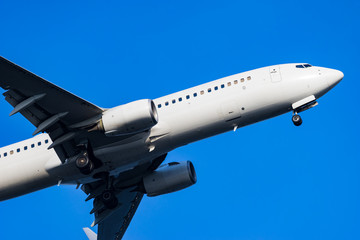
[143,161,197,197]
[98,99,158,136]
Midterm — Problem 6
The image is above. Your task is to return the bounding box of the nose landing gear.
[291,96,318,127]
[292,113,303,126]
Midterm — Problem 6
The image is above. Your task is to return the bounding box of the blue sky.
[0,1,359,239]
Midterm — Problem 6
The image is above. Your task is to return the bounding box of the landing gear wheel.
[292,114,303,126]
[101,190,118,209]
[75,154,94,175]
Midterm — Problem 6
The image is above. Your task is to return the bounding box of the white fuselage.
[0,63,343,201]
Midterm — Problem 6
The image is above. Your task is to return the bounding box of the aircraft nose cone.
[327,69,344,87]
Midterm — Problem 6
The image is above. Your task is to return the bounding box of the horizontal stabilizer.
[83,227,97,240]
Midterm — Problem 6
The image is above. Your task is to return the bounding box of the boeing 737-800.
[0,56,343,240]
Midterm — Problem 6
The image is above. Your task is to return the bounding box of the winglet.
[83,227,97,240]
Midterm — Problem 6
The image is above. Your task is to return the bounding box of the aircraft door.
[269,65,282,83]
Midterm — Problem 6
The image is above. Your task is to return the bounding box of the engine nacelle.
[143,161,197,197]
[98,99,158,136]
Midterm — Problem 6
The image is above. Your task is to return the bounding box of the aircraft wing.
[80,154,166,239]
[82,185,144,240]
[0,56,108,161]
[98,192,143,240]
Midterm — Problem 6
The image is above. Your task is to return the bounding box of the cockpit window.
[296,64,312,68]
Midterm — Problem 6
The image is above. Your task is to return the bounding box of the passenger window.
[24,146,28,150]
[31,144,35,148]
[165,102,169,106]
[208,88,211,93]
[178,97,182,102]
[45,140,49,144]
[221,84,225,88]
[186,95,190,99]
[227,82,231,86]
[38,142,41,146]
[158,104,162,108]
[17,148,20,153]
[193,93,197,97]
[172,99,176,104]
[234,80,238,84]
[4,153,7,157]
[200,90,204,95]
[214,86,218,90]
[10,150,14,155]
[247,76,251,80]
[241,78,245,82]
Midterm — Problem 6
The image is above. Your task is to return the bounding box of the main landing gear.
[75,152,94,175]
[75,141,102,175]
[292,113,303,126]
[95,172,119,209]
[100,190,118,209]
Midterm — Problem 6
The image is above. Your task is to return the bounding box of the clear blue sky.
[0,1,359,239]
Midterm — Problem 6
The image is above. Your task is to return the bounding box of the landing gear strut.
[94,172,119,209]
[292,113,302,126]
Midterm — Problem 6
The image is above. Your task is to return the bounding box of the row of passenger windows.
[157,76,252,108]
[0,139,49,158]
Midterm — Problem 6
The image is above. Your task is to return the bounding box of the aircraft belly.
[0,153,58,201]
[94,138,152,172]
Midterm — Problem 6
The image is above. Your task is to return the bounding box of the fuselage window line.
[158,76,253,108]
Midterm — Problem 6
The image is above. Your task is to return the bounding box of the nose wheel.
[292,113,302,126]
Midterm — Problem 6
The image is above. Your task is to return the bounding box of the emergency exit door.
[269,65,282,82]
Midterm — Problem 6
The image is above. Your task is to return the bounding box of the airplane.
[0,56,343,240]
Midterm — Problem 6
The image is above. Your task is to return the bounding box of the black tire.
[292,114,303,126]
[101,190,118,209]
[75,154,94,175]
